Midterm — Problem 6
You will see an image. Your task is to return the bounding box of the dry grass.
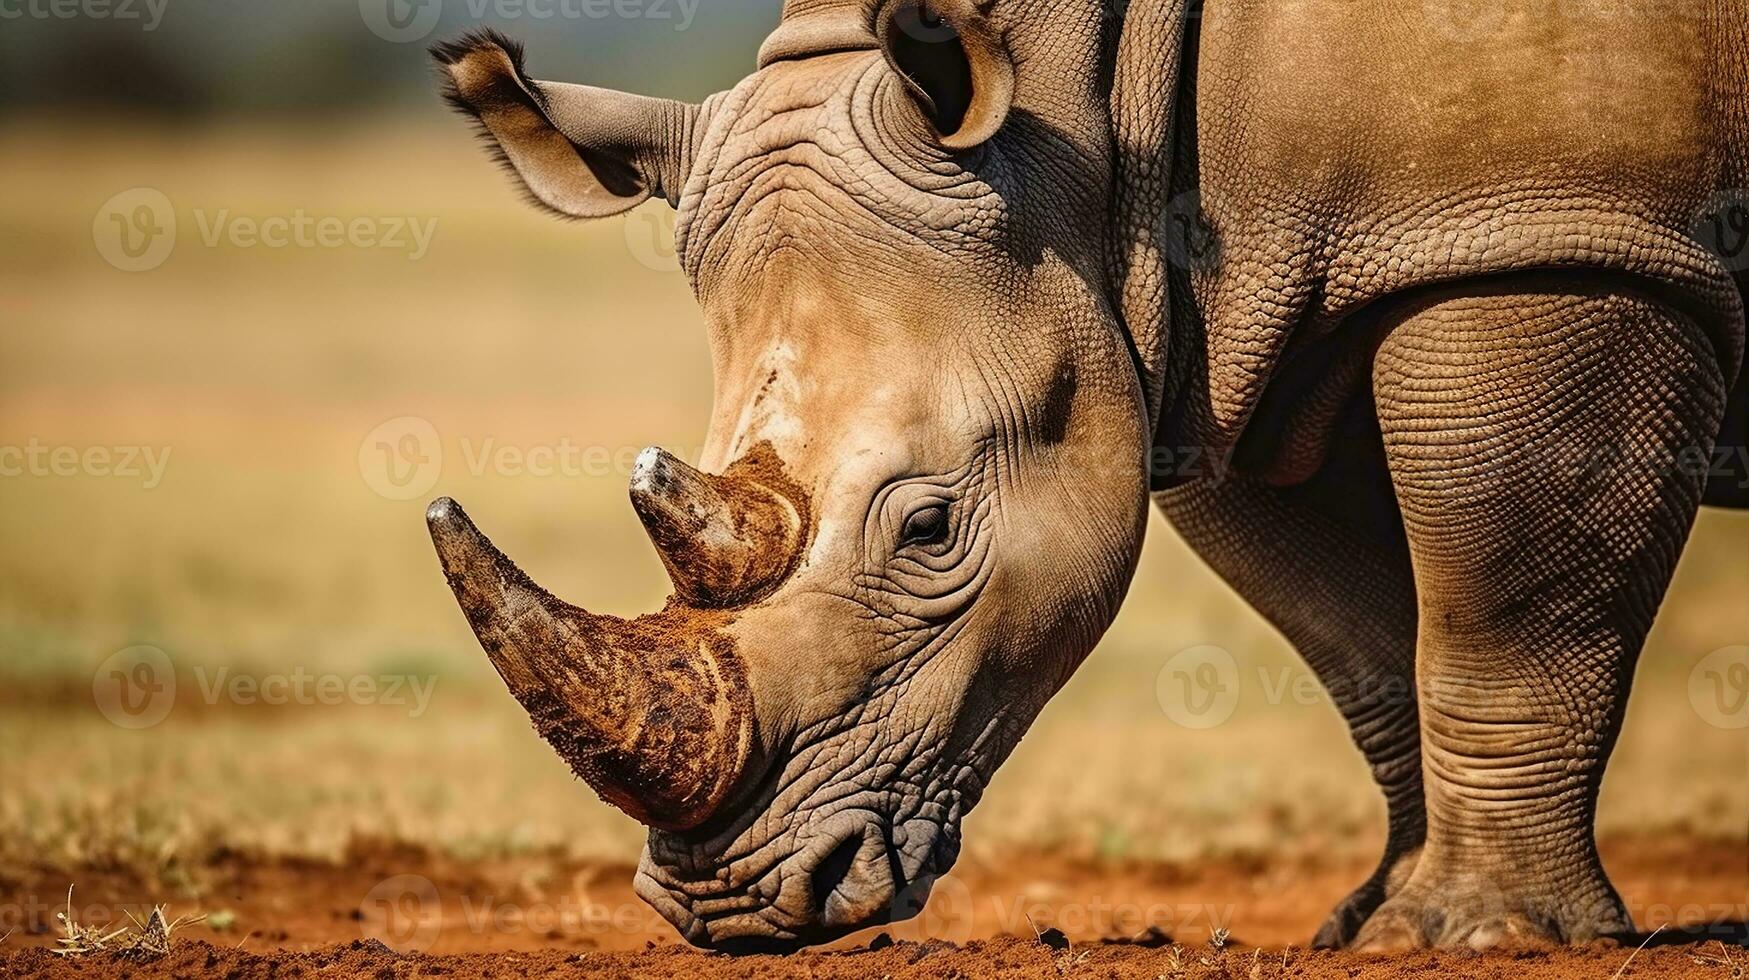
[0,118,1744,885]
[1688,941,1744,978]
[50,887,205,959]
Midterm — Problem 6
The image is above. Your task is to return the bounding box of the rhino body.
[430,0,1749,952]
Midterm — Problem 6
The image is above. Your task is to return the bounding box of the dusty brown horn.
[629,447,805,608]
[426,497,753,831]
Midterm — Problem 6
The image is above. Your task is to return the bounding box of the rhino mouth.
[626,688,1014,949]
[635,804,962,951]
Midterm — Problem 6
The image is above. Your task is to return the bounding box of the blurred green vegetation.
[0,0,782,117]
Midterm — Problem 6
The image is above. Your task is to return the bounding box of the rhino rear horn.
[629,447,805,608]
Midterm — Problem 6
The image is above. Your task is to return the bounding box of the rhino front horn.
[426,497,754,831]
[629,446,805,608]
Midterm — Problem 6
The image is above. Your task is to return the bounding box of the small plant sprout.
[53,886,128,957]
[124,904,208,959]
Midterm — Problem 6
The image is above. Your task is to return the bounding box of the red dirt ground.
[2,835,1742,978]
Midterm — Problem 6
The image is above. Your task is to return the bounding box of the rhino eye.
[900,504,951,548]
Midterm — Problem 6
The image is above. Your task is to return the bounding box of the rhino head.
[430,0,1161,950]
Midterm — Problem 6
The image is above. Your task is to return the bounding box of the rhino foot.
[1311,846,1421,949]
[1349,872,1633,952]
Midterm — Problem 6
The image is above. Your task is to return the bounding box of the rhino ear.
[876,0,1014,150]
[433,30,700,218]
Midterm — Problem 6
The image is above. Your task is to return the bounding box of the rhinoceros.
[425,0,1749,953]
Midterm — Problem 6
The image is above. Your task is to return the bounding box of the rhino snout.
[634,807,955,951]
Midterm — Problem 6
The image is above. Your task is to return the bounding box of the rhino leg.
[1356,276,1730,951]
[1156,401,1425,949]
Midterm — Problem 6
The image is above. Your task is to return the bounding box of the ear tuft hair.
[430,30,699,220]
[429,27,524,70]
[430,30,581,219]
[431,28,543,118]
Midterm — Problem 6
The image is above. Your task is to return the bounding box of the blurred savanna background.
[0,0,1744,956]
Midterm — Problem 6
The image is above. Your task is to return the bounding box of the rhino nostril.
[815,825,902,930]
[811,835,863,906]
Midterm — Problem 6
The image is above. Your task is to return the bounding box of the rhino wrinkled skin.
[428,0,1749,953]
